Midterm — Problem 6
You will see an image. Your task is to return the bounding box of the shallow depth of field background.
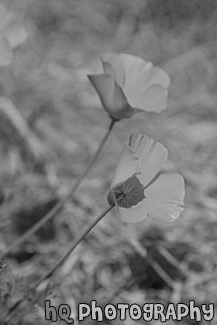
[0,0,217,324]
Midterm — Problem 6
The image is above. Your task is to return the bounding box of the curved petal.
[134,136,168,186]
[110,145,141,189]
[101,53,127,87]
[101,59,116,78]
[121,56,170,93]
[146,172,185,202]
[128,133,145,153]
[102,53,154,88]
[128,133,155,159]
[117,172,185,223]
[143,172,185,222]
[143,200,184,222]
[88,74,133,120]
[118,201,148,223]
[129,84,169,113]
[117,54,170,92]
[102,52,170,96]
[142,64,170,88]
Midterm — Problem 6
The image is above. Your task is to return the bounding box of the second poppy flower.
[108,133,185,223]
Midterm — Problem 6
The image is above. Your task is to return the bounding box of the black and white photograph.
[0,0,216,324]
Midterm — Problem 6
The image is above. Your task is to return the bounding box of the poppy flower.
[107,133,185,223]
[88,53,170,120]
[0,3,27,67]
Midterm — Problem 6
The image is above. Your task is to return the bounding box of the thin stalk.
[2,119,116,259]
[4,205,114,322]
[34,205,114,289]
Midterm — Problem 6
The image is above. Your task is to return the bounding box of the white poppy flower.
[88,53,170,120]
[108,133,185,223]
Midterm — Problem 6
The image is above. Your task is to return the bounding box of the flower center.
[107,174,145,208]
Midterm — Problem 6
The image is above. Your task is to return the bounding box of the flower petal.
[143,172,185,222]
[131,84,169,113]
[101,53,170,112]
[128,133,156,159]
[110,145,141,189]
[121,54,170,87]
[144,200,184,222]
[101,53,127,87]
[146,172,185,202]
[0,37,12,67]
[117,172,185,223]
[102,53,154,88]
[101,59,116,78]
[141,64,170,88]
[118,202,148,223]
[88,74,133,120]
[129,134,168,187]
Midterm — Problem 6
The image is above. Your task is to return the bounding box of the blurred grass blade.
[0,97,46,161]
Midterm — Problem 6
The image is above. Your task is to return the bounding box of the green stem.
[2,119,116,259]
[33,205,114,289]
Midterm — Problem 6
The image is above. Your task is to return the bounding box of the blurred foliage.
[0,0,217,324]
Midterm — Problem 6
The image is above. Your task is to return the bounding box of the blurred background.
[0,0,217,324]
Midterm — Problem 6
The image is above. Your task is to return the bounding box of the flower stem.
[2,119,116,259]
[4,205,114,322]
[33,205,114,289]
